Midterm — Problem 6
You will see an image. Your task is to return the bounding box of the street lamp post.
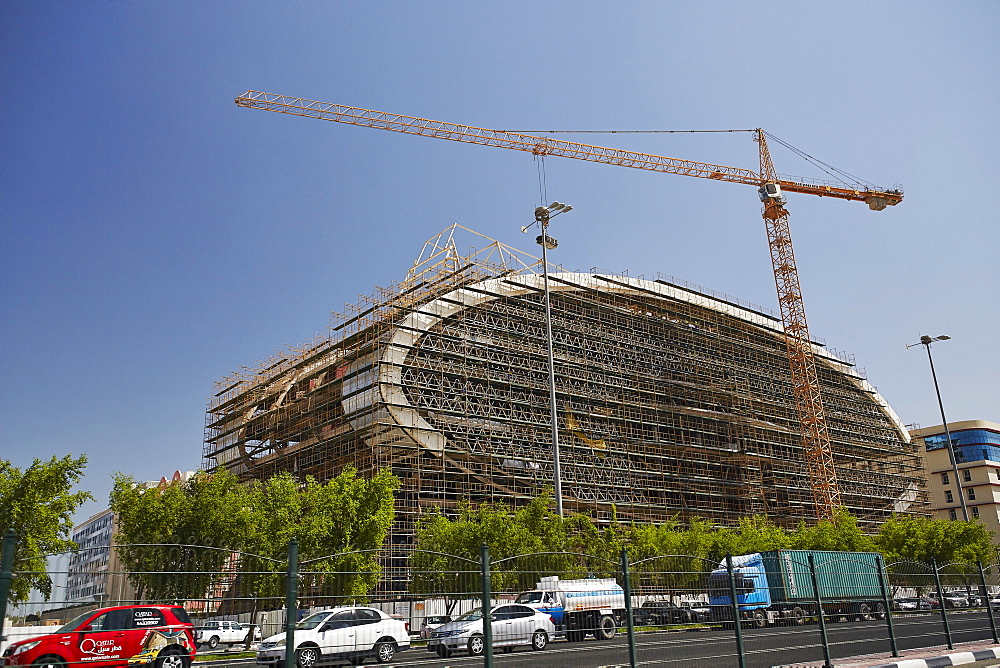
[523,202,572,516]
[908,334,968,521]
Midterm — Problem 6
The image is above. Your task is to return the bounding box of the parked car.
[633,600,697,626]
[419,615,451,639]
[427,604,553,658]
[195,621,260,649]
[679,600,711,622]
[927,592,970,609]
[0,605,196,668]
[893,597,933,611]
[256,607,408,666]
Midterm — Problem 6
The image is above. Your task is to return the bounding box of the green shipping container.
[760,550,883,603]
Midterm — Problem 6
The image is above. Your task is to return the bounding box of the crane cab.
[758,182,785,203]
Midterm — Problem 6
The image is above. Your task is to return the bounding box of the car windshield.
[295,612,335,630]
[427,616,448,624]
[457,608,483,622]
[57,611,96,633]
[514,591,542,604]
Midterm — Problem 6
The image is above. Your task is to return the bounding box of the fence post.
[875,554,899,657]
[725,555,746,668]
[932,558,954,650]
[808,554,833,668]
[620,548,637,668]
[0,529,16,647]
[285,538,299,668]
[480,544,493,668]
[980,561,998,643]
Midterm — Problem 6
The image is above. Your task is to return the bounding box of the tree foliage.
[109,467,398,605]
[411,493,998,600]
[0,455,92,604]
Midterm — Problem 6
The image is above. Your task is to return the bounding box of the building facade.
[203,226,926,573]
[910,420,1000,529]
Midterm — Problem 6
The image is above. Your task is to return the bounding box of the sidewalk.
[780,638,1000,668]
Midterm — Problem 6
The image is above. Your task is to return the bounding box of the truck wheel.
[467,634,485,656]
[373,641,395,663]
[208,636,220,649]
[597,616,616,639]
[791,607,806,626]
[875,602,887,620]
[751,610,766,628]
[856,603,873,622]
[531,630,548,650]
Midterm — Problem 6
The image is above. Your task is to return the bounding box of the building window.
[964,469,972,482]
[973,507,980,518]
[968,488,977,500]
[950,509,958,520]
[945,490,954,503]
[995,468,1000,481]
[942,472,950,485]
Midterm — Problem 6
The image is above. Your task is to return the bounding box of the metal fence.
[2,531,999,668]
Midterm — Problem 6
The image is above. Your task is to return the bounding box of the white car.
[427,603,554,658]
[419,615,451,639]
[197,620,261,649]
[256,607,409,666]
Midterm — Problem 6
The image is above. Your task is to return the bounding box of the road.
[199,611,1000,668]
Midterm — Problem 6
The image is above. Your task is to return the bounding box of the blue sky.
[2,1,997,521]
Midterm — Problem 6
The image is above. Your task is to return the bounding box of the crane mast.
[236,90,902,520]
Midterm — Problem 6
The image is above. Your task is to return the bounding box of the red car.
[2,605,196,668]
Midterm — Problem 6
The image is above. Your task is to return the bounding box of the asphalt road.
[200,611,1000,668]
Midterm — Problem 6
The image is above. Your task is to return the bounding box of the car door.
[491,606,518,647]
[78,608,137,666]
[351,609,382,654]
[318,611,357,657]
[507,605,537,645]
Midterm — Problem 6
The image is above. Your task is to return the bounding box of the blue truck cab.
[708,552,772,613]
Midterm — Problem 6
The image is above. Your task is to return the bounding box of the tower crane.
[234,90,903,520]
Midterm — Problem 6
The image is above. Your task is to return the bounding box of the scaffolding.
[204,225,925,569]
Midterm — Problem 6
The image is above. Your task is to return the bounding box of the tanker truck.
[515,576,626,641]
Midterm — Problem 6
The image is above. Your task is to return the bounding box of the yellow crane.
[235,90,903,520]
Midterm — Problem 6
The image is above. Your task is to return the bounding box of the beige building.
[910,420,1000,531]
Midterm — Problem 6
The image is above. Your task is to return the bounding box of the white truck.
[514,576,626,641]
[196,620,260,649]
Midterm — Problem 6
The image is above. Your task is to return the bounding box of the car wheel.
[296,646,320,668]
[531,630,548,650]
[467,634,485,656]
[208,636,220,649]
[597,616,616,639]
[32,656,66,668]
[155,650,190,668]
[374,641,395,663]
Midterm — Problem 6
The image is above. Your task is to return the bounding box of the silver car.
[427,604,554,657]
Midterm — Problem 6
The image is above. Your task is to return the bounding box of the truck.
[707,550,887,628]
[195,620,260,649]
[514,576,626,641]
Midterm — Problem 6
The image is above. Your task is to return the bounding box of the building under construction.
[203,225,925,543]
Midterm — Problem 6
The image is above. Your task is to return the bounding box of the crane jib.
[235,92,901,206]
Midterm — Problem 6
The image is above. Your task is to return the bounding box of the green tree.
[110,469,251,602]
[789,507,877,553]
[0,455,92,604]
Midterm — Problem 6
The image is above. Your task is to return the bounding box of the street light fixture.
[907,334,968,521]
[523,202,573,516]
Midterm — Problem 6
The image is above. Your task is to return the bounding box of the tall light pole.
[523,202,572,516]
[907,334,968,521]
